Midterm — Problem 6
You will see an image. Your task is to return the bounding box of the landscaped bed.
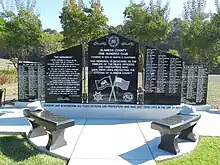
[0,135,66,165]
[158,136,220,165]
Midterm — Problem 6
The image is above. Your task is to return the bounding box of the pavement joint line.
[68,118,87,164]
[136,120,147,143]
[136,120,157,162]
[69,157,154,160]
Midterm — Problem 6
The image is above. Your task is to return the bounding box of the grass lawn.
[0,135,66,165]
[157,136,220,165]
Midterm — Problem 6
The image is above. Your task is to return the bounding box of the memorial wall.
[144,46,183,105]
[17,33,209,106]
[181,65,209,105]
[45,45,83,103]
[88,33,139,104]
[18,61,45,101]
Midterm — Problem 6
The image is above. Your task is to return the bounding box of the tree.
[123,0,170,72]
[154,18,183,52]
[87,0,108,40]
[165,18,182,50]
[0,17,5,38]
[123,0,170,52]
[108,25,125,35]
[0,0,42,69]
[168,49,180,57]
[209,2,220,72]
[181,0,219,67]
[38,30,64,56]
[0,17,6,53]
[183,0,207,21]
[60,0,108,48]
[43,28,58,34]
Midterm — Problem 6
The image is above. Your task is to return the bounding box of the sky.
[3,0,218,32]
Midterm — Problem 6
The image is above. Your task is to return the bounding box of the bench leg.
[28,120,47,138]
[159,134,180,155]
[179,123,197,142]
[46,129,67,151]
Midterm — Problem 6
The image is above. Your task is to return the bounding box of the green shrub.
[0,69,17,85]
[168,49,180,57]
[0,74,8,85]
[0,68,17,75]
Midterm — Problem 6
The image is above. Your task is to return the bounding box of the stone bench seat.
[151,113,201,154]
[23,109,75,151]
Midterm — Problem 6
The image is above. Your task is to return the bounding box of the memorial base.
[193,105,211,111]
[14,101,181,120]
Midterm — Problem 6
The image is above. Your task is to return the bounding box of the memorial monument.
[144,46,183,105]
[18,61,45,101]
[181,65,209,105]
[16,33,209,119]
[45,45,83,103]
[88,33,139,104]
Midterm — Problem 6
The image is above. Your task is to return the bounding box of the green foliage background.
[0,0,219,73]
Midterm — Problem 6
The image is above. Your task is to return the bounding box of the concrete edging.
[24,132,70,161]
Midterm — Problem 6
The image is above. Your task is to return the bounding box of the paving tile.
[195,111,220,136]
[0,125,30,134]
[0,117,29,126]
[71,119,154,164]
[68,158,156,165]
[0,110,24,118]
[0,116,30,133]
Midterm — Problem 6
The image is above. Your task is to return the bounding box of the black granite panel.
[88,33,139,104]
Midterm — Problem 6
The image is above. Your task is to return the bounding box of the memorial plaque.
[18,61,45,101]
[45,45,83,103]
[144,46,183,105]
[181,65,208,105]
[88,33,139,104]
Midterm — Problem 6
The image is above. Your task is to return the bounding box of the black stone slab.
[23,109,75,131]
[45,45,83,103]
[0,113,5,116]
[144,46,183,105]
[23,109,75,150]
[18,61,45,102]
[181,65,209,105]
[151,114,201,154]
[152,114,200,129]
[88,33,139,104]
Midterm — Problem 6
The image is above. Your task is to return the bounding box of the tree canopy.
[0,0,66,68]
[60,0,108,48]
[0,17,6,52]
[181,0,220,67]
[0,0,42,68]
[0,0,219,72]
[123,0,170,44]
[38,29,64,55]
[0,17,5,38]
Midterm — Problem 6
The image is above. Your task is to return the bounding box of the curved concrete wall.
[15,102,182,119]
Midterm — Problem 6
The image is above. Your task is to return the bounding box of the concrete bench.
[151,113,201,154]
[23,109,75,151]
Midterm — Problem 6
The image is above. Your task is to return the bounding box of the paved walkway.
[0,107,220,165]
